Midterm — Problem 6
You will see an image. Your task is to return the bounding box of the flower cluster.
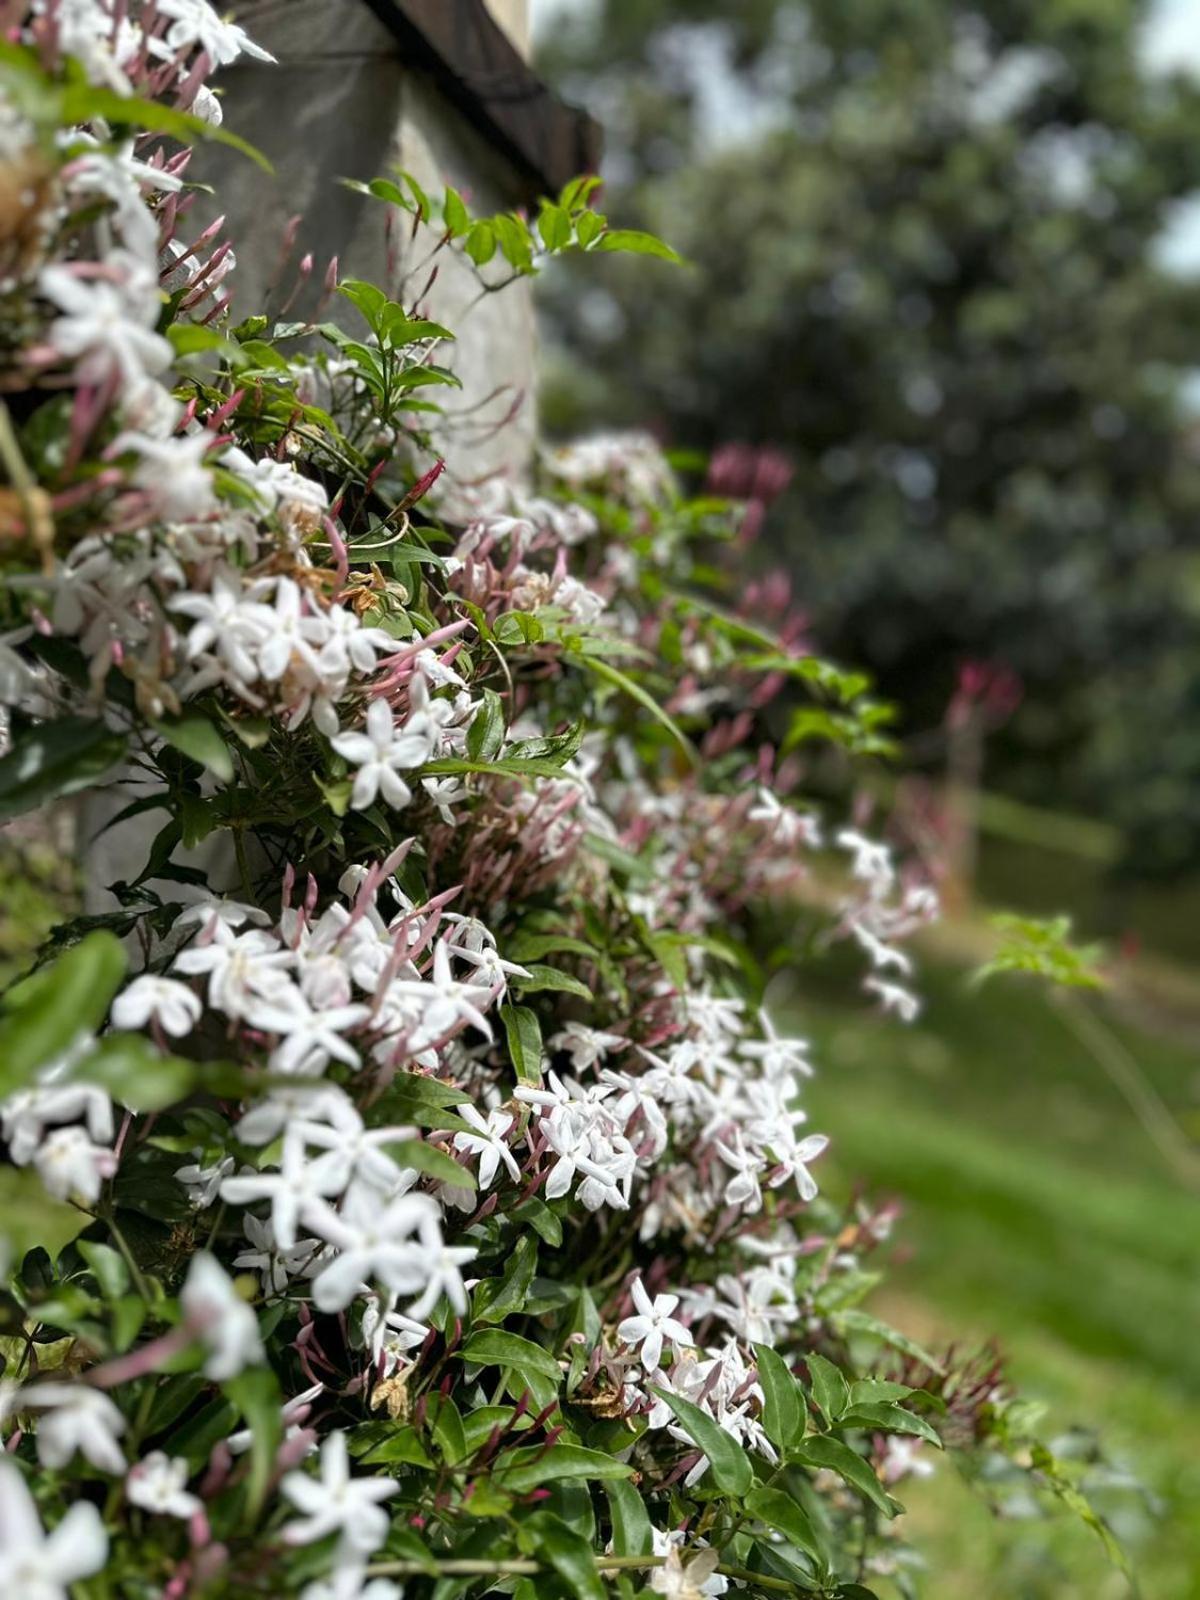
[0,8,1092,1599]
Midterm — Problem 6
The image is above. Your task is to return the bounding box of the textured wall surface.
[200,0,538,480]
[85,0,538,908]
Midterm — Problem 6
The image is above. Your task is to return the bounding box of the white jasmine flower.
[303,1186,473,1317]
[650,1544,724,1600]
[39,257,171,389]
[222,1134,346,1252]
[181,1253,263,1379]
[331,697,432,811]
[33,1126,116,1202]
[549,1021,626,1072]
[0,1457,107,1598]
[19,1385,126,1474]
[111,975,202,1038]
[172,923,295,1023]
[174,1154,235,1209]
[864,975,921,1023]
[153,0,276,65]
[281,1430,396,1555]
[125,1453,200,1519]
[451,1105,519,1189]
[110,429,217,521]
[617,1278,693,1372]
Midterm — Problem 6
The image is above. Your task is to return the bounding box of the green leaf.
[0,1166,89,1263]
[385,1137,474,1190]
[492,213,534,271]
[833,1310,944,1372]
[148,716,235,784]
[977,913,1105,992]
[754,1344,805,1451]
[839,1403,942,1448]
[494,1443,632,1494]
[576,655,698,767]
[74,1034,196,1112]
[0,717,127,823]
[559,174,604,211]
[77,1240,129,1299]
[459,1330,561,1382]
[596,228,681,264]
[511,964,593,1001]
[605,1478,652,1556]
[848,1379,915,1407]
[370,1072,472,1132]
[537,201,571,252]
[651,1386,753,1495]
[443,186,470,237]
[506,931,600,964]
[501,1004,543,1085]
[794,1436,900,1519]
[1030,1442,1133,1580]
[805,1352,850,1423]
[512,1196,563,1247]
[428,1394,468,1465]
[466,687,506,762]
[224,1365,281,1516]
[339,277,389,330]
[356,1425,433,1468]
[524,1511,605,1600]
[0,932,126,1097]
[474,1233,538,1323]
[399,169,432,221]
[746,1485,822,1560]
[465,219,497,266]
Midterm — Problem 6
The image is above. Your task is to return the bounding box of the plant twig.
[1052,989,1200,1190]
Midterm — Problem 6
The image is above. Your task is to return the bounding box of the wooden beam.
[360,0,601,200]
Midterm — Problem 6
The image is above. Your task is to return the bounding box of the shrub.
[0,8,1121,1598]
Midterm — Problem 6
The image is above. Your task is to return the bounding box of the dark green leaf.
[651,1386,753,1495]
[746,1485,822,1560]
[459,1330,561,1382]
[605,1478,652,1556]
[474,1233,538,1323]
[525,1511,605,1600]
[77,1240,129,1299]
[0,717,127,823]
[511,964,593,1001]
[794,1436,900,1519]
[838,1403,941,1448]
[754,1344,805,1451]
[0,1166,89,1263]
[501,1004,543,1085]
[494,1443,632,1494]
[385,1137,474,1190]
[466,688,506,762]
[805,1352,850,1423]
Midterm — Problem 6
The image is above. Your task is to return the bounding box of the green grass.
[796,957,1200,1599]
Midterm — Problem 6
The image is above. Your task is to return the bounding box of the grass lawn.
[796,954,1200,1599]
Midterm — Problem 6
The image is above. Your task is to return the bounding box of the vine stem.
[1051,989,1200,1190]
[364,1555,814,1593]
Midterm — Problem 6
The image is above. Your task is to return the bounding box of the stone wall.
[84,0,539,908]
[205,0,538,478]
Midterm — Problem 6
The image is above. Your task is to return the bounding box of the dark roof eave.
[360,0,601,201]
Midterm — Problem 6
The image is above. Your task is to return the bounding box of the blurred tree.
[536,0,1200,878]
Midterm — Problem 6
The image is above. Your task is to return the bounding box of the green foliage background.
[536,0,1200,881]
